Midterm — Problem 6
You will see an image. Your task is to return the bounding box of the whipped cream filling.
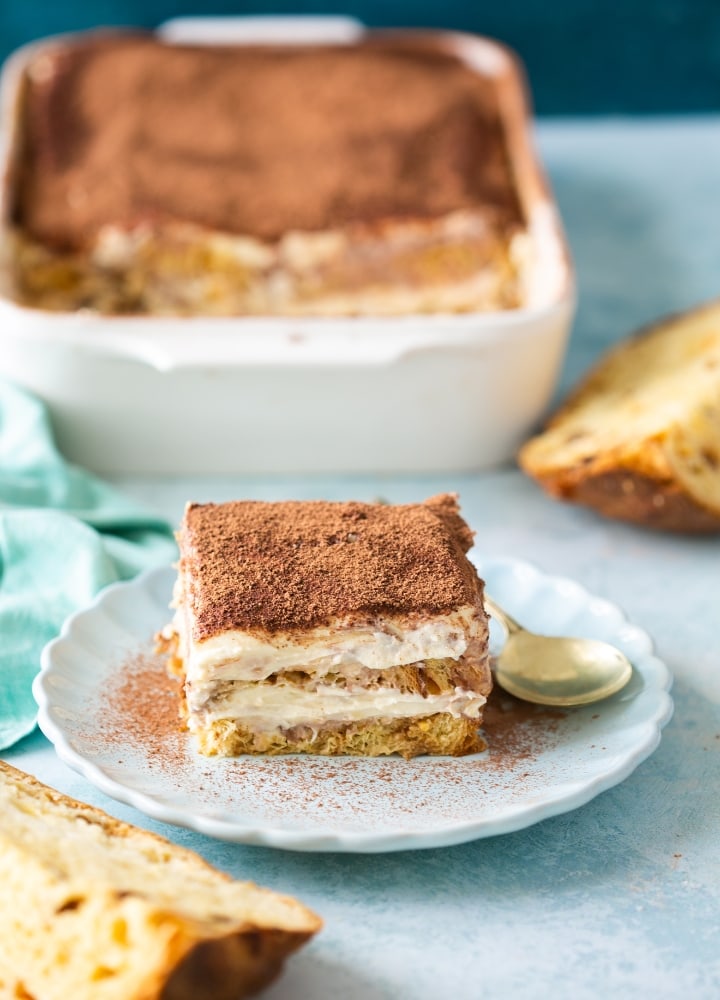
[177,605,481,691]
[189,682,487,732]
[173,576,490,734]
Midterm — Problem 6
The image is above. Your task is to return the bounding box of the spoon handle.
[483,594,522,636]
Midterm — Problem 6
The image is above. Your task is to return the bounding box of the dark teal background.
[2,1,719,113]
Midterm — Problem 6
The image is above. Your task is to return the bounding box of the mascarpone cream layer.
[177,605,482,688]
[190,682,487,732]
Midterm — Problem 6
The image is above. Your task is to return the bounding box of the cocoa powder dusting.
[97,650,187,770]
[480,690,566,768]
[179,494,484,640]
[18,35,522,249]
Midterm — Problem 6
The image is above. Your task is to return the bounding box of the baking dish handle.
[158,16,365,46]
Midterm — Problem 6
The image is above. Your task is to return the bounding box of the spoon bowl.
[485,595,634,707]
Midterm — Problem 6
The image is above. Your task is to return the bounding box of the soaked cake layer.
[9,211,527,315]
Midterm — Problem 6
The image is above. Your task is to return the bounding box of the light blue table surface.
[4,118,720,999]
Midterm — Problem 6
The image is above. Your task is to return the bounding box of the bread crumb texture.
[0,762,320,1000]
[519,300,720,532]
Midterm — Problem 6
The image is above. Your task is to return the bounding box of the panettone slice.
[519,300,720,532]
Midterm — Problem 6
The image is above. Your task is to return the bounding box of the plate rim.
[33,558,674,853]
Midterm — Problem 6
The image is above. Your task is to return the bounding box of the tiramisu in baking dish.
[0,21,574,475]
[158,494,492,758]
[7,33,528,315]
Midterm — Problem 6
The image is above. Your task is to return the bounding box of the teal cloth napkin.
[0,379,177,750]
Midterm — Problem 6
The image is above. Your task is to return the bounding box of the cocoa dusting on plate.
[96,651,187,769]
[481,689,566,769]
[92,648,566,819]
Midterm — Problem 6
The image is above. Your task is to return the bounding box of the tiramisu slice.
[159,495,491,758]
[8,33,527,315]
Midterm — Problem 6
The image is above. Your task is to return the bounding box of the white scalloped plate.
[34,558,672,853]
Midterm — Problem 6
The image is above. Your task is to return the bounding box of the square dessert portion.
[8,32,528,315]
[159,495,491,758]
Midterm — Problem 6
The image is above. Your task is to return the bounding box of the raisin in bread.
[519,300,720,532]
[0,762,321,1000]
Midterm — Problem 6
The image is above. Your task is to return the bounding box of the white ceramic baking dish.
[0,17,574,475]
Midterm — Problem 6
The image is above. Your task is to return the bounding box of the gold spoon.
[484,594,633,707]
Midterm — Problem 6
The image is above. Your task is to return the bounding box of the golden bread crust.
[535,466,720,533]
[0,761,320,1000]
[519,300,720,533]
